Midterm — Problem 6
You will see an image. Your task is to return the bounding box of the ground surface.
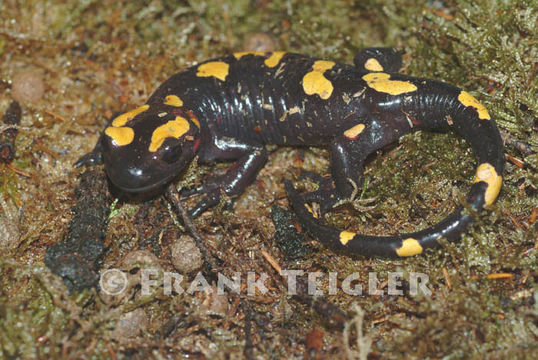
[0,0,536,359]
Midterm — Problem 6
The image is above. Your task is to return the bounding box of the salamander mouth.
[109,174,175,193]
[106,168,183,193]
[103,145,194,194]
[104,154,193,194]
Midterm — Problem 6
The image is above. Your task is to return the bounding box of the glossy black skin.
[80,48,504,258]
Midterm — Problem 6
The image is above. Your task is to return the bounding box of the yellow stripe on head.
[105,126,134,146]
[111,105,150,127]
[164,95,183,107]
[149,116,190,152]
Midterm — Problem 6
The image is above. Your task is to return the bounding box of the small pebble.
[0,201,19,250]
[170,235,203,274]
[200,285,229,314]
[243,32,276,52]
[121,249,162,271]
[206,291,229,314]
[11,69,45,104]
[99,250,163,306]
[111,308,147,340]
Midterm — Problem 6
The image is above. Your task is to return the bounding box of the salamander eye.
[161,138,182,164]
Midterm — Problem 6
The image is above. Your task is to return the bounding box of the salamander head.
[102,104,201,193]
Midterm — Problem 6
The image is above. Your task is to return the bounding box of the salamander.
[78,48,504,258]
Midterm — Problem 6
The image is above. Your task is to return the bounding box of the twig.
[499,129,534,156]
[165,184,217,274]
[243,301,255,360]
[343,304,372,360]
[261,249,348,330]
[261,250,282,275]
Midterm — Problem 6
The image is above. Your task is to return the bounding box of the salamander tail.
[285,180,479,258]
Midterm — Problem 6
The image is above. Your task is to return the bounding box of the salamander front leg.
[74,133,104,167]
[188,138,268,217]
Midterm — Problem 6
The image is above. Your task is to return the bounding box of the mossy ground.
[0,0,536,359]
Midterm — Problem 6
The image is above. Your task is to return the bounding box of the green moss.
[0,261,67,358]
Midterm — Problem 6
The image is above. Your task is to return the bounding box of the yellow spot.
[458,91,491,120]
[396,238,423,257]
[343,123,366,140]
[362,72,417,95]
[196,61,229,81]
[149,116,190,152]
[265,51,286,67]
[364,58,384,71]
[191,116,200,129]
[474,163,502,205]
[339,231,355,245]
[111,105,150,127]
[164,95,183,107]
[233,51,266,59]
[104,126,134,146]
[303,60,335,100]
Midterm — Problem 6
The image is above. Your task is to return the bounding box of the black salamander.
[79,48,504,258]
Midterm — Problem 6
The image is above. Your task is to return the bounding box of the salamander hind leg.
[293,170,341,216]
[285,114,423,258]
[289,133,370,216]
[353,47,404,73]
